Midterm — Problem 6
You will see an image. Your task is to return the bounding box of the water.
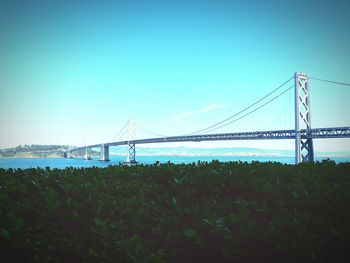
[0,156,349,169]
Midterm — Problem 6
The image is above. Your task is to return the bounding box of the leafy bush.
[0,160,349,262]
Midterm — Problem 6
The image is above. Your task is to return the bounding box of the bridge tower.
[294,72,314,163]
[124,119,137,164]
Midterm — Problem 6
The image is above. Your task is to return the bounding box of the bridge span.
[67,72,350,164]
[68,126,350,163]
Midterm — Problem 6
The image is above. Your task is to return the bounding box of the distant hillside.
[0,145,68,158]
[0,145,98,158]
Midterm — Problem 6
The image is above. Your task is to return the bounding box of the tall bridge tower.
[294,72,314,163]
[125,119,137,164]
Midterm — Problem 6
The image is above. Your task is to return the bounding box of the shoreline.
[1,154,350,159]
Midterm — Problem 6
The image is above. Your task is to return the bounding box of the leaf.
[123,234,157,263]
[215,218,225,228]
[183,228,197,238]
[211,169,219,175]
[0,228,10,240]
[31,180,39,188]
[202,219,213,226]
[94,217,108,235]
[7,213,24,231]
[14,217,24,231]
[330,228,339,236]
[46,189,61,210]
[292,191,298,199]
[174,177,183,185]
[224,227,231,233]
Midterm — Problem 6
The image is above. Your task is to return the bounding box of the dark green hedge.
[1,160,350,262]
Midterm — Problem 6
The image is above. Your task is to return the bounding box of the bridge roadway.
[71,126,350,152]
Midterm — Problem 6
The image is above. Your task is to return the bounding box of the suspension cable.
[310,77,350,87]
[109,120,129,142]
[202,85,294,134]
[135,121,168,137]
[182,76,294,136]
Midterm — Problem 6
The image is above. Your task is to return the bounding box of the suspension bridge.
[66,72,350,164]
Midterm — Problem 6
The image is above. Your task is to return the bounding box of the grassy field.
[1,160,350,262]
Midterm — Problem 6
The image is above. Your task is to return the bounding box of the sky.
[0,0,350,152]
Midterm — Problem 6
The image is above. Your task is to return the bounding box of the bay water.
[0,155,349,169]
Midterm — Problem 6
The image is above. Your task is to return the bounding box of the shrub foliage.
[1,160,350,262]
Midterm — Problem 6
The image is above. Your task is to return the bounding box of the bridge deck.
[70,127,350,152]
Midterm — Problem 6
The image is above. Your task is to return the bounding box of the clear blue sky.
[1,0,349,152]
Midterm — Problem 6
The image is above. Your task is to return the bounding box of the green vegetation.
[1,160,349,262]
[0,145,68,158]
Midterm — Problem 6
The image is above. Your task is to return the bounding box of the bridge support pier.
[124,143,138,165]
[294,72,314,164]
[100,144,110,162]
[83,146,92,160]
